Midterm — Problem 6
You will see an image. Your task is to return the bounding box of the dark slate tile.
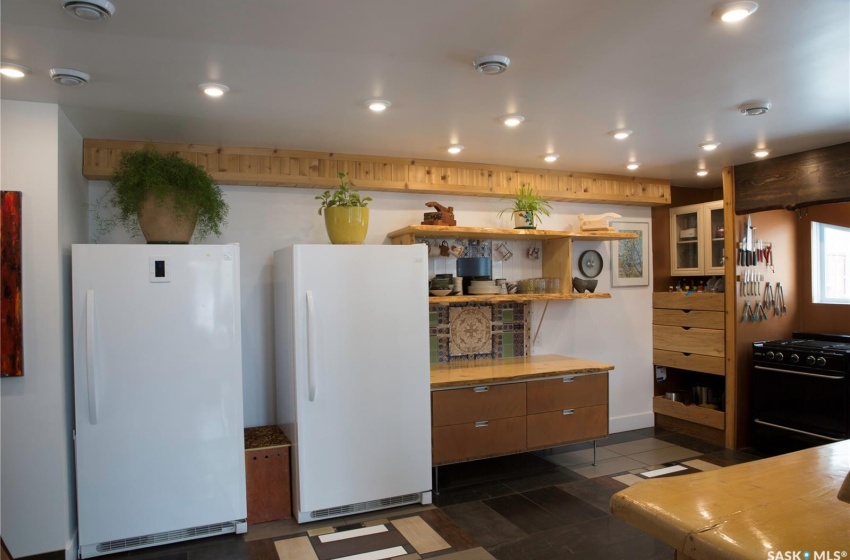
[482,494,564,535]
[534,440,595,455]
[441,501,528,548]
[418,508,479,552]
[651,432,724,454]
[701,448,763,466]
[597,430,654,446]
[434,480,516,507]
[436,453,558,489]
[578,533,674,560]
[554,515,651,551]
[557,477,627,514]
[486,526,577,560]
[520,487,609,526]
[500,465,583,493]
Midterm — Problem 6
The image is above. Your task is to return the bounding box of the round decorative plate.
[578,249,603,278]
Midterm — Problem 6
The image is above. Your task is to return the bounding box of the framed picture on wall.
[611,220,650,287]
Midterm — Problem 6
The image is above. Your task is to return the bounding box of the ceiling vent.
[61,0,115,21]
[50,67,90,86]
[472,55,510,75]
[738,100,771,116]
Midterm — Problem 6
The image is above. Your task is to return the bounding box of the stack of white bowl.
[468,279,501,295]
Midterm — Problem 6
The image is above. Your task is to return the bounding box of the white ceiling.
[2,0,848,188]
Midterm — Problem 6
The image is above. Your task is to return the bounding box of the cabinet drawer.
[653,325,724,357]
[526,374,608,414]
[432,416,526,465]
[653,309,724,330]
[432,383,526,427]
[653,292,724,311]
[526,405,608,450]
[653,349,725,376]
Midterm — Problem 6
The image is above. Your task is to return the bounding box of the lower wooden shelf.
[430,292,611,304]
[653,396,725,430]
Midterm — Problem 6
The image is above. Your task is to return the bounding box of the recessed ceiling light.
[699,141,721,151]
[626,162,641,170]
[472,55,511,75]
[199,83,229,97]
[543,154,560,163]
[753,149,771,158]
[367,99,391,112]
[714,1,758,22]
[608,129,633,140]
[62,0,115,21]
[696,170,709,177]
[0,63,30,78]
[49,67,90,86]
[447,144,464,155]
[502,115,525,127]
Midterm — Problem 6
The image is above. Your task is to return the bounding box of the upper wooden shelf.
[387,225,638,243]
[83,139,670,207]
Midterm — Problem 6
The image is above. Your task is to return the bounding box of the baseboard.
[609,411,654,433]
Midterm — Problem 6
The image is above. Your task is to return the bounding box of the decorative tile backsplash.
[429,302,528,364]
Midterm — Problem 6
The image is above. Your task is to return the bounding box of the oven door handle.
[754,419,844,442]
[754,365,845,380]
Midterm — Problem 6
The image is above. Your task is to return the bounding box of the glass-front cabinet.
[670,200,725,276]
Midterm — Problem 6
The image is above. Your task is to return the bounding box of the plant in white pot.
[316,172,372,244]
[498,183,552,229]
[106,147,228,243]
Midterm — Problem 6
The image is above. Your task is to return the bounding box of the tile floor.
[116,427,766,560]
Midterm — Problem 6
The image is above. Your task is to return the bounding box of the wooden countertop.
[610,439,850,559]
[430,354,613,389]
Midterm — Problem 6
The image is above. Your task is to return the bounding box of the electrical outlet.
[655,365,667,382]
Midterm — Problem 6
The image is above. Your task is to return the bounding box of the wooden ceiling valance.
[735,142,850,214]
[82,139,671,207]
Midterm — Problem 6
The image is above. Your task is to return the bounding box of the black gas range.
[752,333,850,454]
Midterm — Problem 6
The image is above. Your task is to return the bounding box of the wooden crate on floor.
[244,425,292,523]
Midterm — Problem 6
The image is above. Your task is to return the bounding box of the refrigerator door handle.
[86,289,99,425]
[306,290,318,402]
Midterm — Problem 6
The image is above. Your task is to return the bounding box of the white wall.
[1,101,85,558]
[90,183,654,432]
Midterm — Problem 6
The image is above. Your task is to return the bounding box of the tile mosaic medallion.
[430,303,528,363]
[449,307,492,356]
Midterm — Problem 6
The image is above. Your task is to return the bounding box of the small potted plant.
[105,147,228,243]
[498,183,552,229]
[316,172,372,244]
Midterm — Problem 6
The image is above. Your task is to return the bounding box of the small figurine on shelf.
[421,201,456,226]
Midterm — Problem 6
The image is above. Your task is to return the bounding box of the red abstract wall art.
[1,190,23,377]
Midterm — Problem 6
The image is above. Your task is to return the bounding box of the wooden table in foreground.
[610,439,850,560]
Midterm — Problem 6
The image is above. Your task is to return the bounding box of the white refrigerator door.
[72,244,246,549]
[289,245,431,517]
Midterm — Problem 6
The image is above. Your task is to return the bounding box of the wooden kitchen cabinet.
[652,292,726,442]
[670,201,725,276]
[387,225,636,303]
[430,367,609,466]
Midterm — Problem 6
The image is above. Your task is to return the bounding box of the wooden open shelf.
[653,396,725,431]
[389,224,637,302]
[429,292,611,304]
[387,224,638,243]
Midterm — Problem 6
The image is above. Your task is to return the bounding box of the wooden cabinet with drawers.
[652,292,726,441]
[431,371,609,466]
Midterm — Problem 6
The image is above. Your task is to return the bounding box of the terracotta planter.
[137,193,199,244]
[324,206,369,244]
[513,211,536,229]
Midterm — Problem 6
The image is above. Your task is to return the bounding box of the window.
[812,221,850,304]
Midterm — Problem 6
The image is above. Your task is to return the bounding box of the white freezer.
[274,244,432,523]
[72,244,246,558]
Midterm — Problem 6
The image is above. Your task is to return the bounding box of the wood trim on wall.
[82,139,671,207]
[734,142,850,214]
